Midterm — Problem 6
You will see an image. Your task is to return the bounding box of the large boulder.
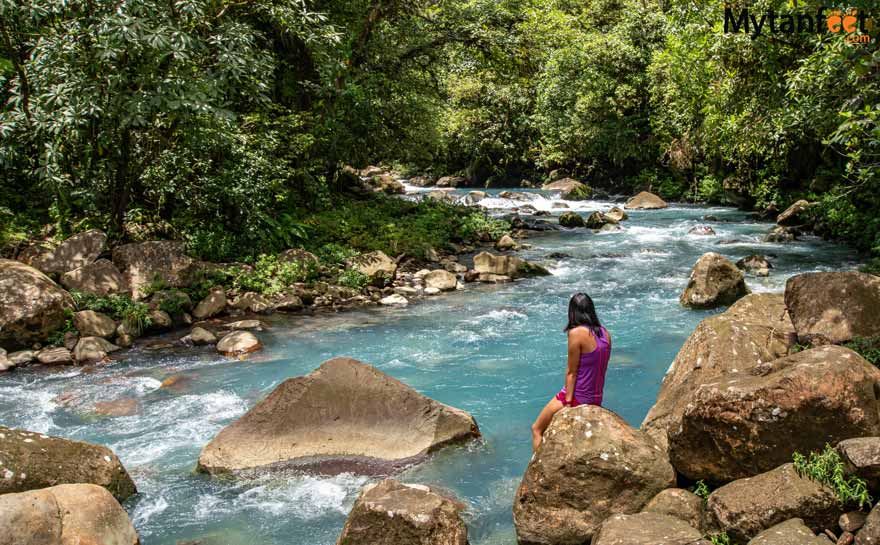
[624,191,668,210]
[60,258,128,296]
[197,358,480,475]
[641,488,704,531]
[336,479,469,545]
[0,259,75,350]
[785,272,880,345]
[777,199,815,227]
[680,252,748,309]
[22,229,107,275]
[216,331,262,356]
[112,241,195,299]
[668,346,880,483]
[747,518,834,545]
[641,294,793,450]
[541,178,592,200]
[346,251,397,286]
[591,512,702,545]
[73,310,116,338]
[513,406,675,544]
[423,270,457,291]
[558,212,585,228]
[0,426,136,501]
[706,464,841,543]
[0,484,139,545]
[473,252,550,279]
[192,287,227,319]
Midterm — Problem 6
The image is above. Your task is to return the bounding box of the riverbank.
[0,190,867,544]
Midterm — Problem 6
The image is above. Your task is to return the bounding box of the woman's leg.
[531,397,565,452]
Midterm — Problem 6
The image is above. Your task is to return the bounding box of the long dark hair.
[564,293,603,335]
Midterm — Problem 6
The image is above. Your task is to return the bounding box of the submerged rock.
[680,252,748,309]
[706,464,841,543]
[785,272,880,345]
[668,346,880,483]
[605,206,628,222]
[197,357,480,475]
[592,512,702,545]
[0,426,136,501]
[216,331,262,356]
[513,406,674,544]
[765,225,798,243]
[558,211,585,228]
[624,191,668,210]
[747,518,834,545]
[0,259,75,350]
[688,225,716,236]
[641,293,793,450]
[0,484,139,545]
[60,258,128,296]
[22,229,107,275]
[337,479,469,545]
[737,254,773,277]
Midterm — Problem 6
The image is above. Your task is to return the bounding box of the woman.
[530,293,612,452]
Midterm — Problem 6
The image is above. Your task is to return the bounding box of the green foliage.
[691,480,711,501]
[862,259,880,276]
[793,444,873,509]
[234,254,318,295]
[844,337,880,367]
[46,308,76,347]
[316,244,359,265]
[705,533,731,545]
[70,291,152,336]
[336,269,370,291]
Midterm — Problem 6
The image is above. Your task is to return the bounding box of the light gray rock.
[216,331,262,356]
[73,310,116,338]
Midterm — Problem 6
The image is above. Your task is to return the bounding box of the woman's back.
[573,326,611,406]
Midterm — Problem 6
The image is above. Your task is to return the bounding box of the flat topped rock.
[624,191,668,210]
[337,479,468,545]
[197,357,480,476]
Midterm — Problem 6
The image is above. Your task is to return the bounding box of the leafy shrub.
[317,243,358,265]
[234,254,317,295]
[706,533,731,545]
[844,337,880,367]
[691,480,711,501]
[184,269,235,303]
[793,444,872,509]
[336,269,370,290]
[46,309,76,347]
[861,258,880,276]
[70,291,152,336]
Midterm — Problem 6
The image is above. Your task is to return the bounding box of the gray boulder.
[60,258,128,296]
[680,252,748,309]
[0,259,75,350]
[112,240,195,300]
[73,310,116,338]
[22,229,107,275]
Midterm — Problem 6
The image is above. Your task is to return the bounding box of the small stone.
[424,287,440,295]
[380,294,408,306]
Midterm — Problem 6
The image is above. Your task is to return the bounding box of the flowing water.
[0,189,864,545]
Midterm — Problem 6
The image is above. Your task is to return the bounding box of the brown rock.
[278,248,319,266]
[641,488,704,531]
[193,287,227,319]
[624,191,668,210]
[689,226,717,236]
[0,259,75,350]
[541,178,592,200]
[346,251,397,285]
[336,479,469,545]
[765,225,798,243]
[60,258,128,296]
[605,207,628,222]
[838,438,880,490]
[856,503,880,545]
[0,484,139,545]
[680,252,748,309]
[423,270,457,291]
[707,464,841,543]
[73,310,116,338]
[777,199,815,227]
[36,347,73,365]
[472,252,549,279]
[841,511,868,533]
[93,398,140,417]
[591,512,702,545]
[495,234,518,250]
[23,229,107,275]
[0,426,136,501]
[231,291,272,313]
[785,272,880,345]
[73,336,121,363]
[112,240,195,300]
[197,358,480,475]
[737,255,773,274]
[513,406,675,544]
[746,518,835,545]
[641,294,793,450]
[436,175,467,188]
[216,331,262,356]
[669,346,880,483]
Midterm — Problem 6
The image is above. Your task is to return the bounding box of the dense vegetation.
[1,0,878,259]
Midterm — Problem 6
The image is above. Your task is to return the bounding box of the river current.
[0,188,863,544]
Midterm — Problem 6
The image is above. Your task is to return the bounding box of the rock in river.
[785,272,880,345]
[668,345,880,483]
[423,269,457,291]
[197,357,480,475]
[216,331,262,356]
[513,405,674,545]
[0,259,75,350]
[337,479,469,545]
[193,286,227,319]
[680,252,748,309]
[473,252,550,279]
[541,178,592,200]
[0,426,136,501]
[558,211,585,228]
[0,484,139,545]
[624,191,668,210]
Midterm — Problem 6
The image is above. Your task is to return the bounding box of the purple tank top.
[571,326,611,406]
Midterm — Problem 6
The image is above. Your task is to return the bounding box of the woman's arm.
[564,331,581,405]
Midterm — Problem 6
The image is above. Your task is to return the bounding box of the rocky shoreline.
[1,182,874,545]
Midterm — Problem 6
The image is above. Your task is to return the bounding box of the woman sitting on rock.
[531,292,612,452]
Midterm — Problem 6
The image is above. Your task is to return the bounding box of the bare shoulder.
[567,327,592,341]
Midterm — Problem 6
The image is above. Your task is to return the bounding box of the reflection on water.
[0,192,864,545]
